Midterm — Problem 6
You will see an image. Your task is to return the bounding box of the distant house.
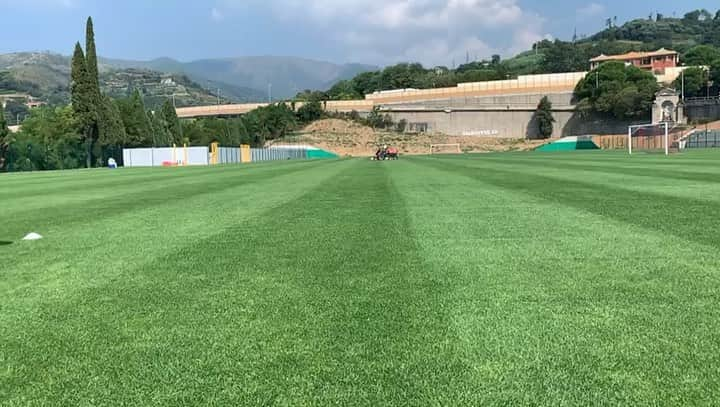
[590,48,679,74]
[160,77,176,86]
[26,100,45,109]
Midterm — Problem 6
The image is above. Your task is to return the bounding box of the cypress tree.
[536,96,555,139]
[71,42,95,167]
[85,17,101,101]
[85,17,102,166]
[98,95,127,149]
[160,99,182,144]
[148,109,172,147]
[0,104,9,171]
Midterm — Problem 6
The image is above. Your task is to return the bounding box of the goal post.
[628,122,669,156]
[430,144,462,155]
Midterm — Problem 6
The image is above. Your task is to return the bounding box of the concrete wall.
[382,92,575,110]
[367,72,586,104]
[387,109,640,139]
[382,90,640,138]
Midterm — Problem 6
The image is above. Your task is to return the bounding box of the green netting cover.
[536,137,600,152]
[307,149,338,159]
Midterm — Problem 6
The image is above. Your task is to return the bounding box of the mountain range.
[0,52,377,105]
[105,56,377,100]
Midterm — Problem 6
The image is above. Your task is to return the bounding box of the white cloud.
[218,0,548,66]
[577,3,604,18]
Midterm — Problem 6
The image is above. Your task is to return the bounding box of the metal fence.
[216,146,308,164]
[217,147,241,164]
[251,147,307,162]
[685,130,720,148]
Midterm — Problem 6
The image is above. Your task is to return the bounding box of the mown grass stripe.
[412,155,720,249]
[1,160,336,238]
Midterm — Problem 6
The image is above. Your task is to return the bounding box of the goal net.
[430,144,462,155]
[628,123,672,155]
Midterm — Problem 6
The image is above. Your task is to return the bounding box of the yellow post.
[210,142,219,165]
[240,144,252,163]
[172,144,177,164]
[183,143,189,166]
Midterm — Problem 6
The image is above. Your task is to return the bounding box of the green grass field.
[2,151,720,405]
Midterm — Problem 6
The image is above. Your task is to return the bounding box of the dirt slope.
[281,119,548,156]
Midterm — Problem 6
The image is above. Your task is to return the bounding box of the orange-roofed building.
[590,49,679,74]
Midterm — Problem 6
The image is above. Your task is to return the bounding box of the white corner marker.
[22,233,44,241]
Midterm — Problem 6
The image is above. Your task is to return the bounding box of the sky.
[0,0,718,67]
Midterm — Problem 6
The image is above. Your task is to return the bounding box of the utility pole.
[268,83,272,103]
[681,69,685,100]
[707,68,711,98]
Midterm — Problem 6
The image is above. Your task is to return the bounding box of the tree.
[147,109,172,147]
[70,42,96,168]
[85,17,101,106]
[674,67,707,97]
[117,90,152,147]
[4,100,29,124]
[0,104,10,171]
[535,96,554,139]
[711,59,720,85]
[97,95,127,163]
[68,17,103,168]
[683,45,720,66]
[296,100,324,123]
[540,40,587,73]
[160,99,182,144]
[575,62,659,119]
[684,10,702,22]
[326,80,362,100]
[15,106,83,170]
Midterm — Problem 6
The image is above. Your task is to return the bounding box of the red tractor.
[373,145,399,161]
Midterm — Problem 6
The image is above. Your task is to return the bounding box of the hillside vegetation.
[0,52,226,108]
[305,9,720,101]
[103,56,377,100]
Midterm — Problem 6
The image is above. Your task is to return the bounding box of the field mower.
[372,145,399,161]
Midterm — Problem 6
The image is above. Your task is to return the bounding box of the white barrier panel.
[123,147,209,167]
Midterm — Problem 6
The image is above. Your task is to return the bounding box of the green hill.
[319,8,720,100]
[0,52,234,108]
[103,56,377,100]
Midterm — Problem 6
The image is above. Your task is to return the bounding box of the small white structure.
[22,233,43,241]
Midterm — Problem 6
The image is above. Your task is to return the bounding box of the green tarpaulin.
[536,137,600,152]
